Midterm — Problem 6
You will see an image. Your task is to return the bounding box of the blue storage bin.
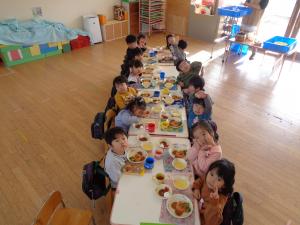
[218,6,253,18]
[262,36,297,53]
[230,43,249,55]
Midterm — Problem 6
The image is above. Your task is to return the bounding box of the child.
[177,39,188,61]
[115,97,147,133]
[104,127,128,190]
[137,33,147,53]
[188,120,222,178]
[193,159,235,225]
[128,59,143,88]
[125,34,138,55]
[188,76,213,116]
[188,98,211,128]
[166,34,176,49]
[121,47,143,77]
[176,59,203,91]
[113,76,137,110]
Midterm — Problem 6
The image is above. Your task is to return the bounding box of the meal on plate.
[135,123,144,129]
[160,140,169,149]
[129,151,146,163]
[158,186,170,197]
[172,158,187,170]
[143,97,153,104]
[161,88,170,95]
[152,97,161,104]
[170,110,181,118]
[160,113,169,120]
[172,150,187,158]
[142,80,152,88]
[172,94,182,101]
[140,92,152,98]
[158,56,174,63]
[164,82,174,89]
[138,134,149,142]
[141,142,153,151]
[163,96,174,105]
[173,176,190,190]
[169,118,182,128]
[171,201,192,216]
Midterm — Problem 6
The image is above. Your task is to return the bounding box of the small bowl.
[159,139,170,149]
[153,172,165,184]
[155,184,172,199]
[137,133,150,142]
[163,96,174,105]
[141,141,154,152]
[172,175,190,190]
[172,158,187,171]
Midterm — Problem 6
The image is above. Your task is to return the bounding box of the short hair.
[208,159,235,196]
[127,47,143,61]
[192,120,219,142]
[104,127,127,145]
[126,96,147,112]
[137,33,146,44]
[193,97,205,107]
[125,35,137,44]
[130,59,143,68]
[178,39,188,50]
[113,75,127,87]
[189,76,205,90]
[175,59,185,72]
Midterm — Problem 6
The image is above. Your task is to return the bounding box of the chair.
[33,191,96,225]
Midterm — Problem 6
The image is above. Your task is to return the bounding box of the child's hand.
[195,90,207,99]
[210,185,219,200]
[201,145,212,151]
[193,189,201,200]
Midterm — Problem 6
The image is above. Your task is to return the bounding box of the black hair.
[125,34,137,44]
[127,47,143,61]
[191,120,219,142]
[175,59,185,72]
[189,76,205,90]
[137,33,146,44]
[104,127,127,145]
[178,39,188,50]
[193,97,205,108]
[207,159,235,196]
[166,34,175,49]
[113,75,127,87]
[126,96,146,112]
[130,59,143,68]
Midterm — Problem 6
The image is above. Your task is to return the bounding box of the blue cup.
[160,71,165,80]
[149,51,155,57]
[144,157,155,169]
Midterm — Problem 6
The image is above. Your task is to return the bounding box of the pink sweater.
[188,143,222,177]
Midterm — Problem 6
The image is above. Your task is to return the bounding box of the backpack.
[91,112,105,139]
[221,192,244,225]
[82,160,111,201]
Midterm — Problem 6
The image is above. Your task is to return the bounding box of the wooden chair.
[33,191,96,225]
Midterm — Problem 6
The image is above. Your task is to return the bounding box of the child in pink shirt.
[188,120,222,178]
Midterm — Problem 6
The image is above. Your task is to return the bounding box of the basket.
[218,6,252,18]
[262,36,297,53]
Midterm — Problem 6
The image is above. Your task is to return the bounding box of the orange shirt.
[193,177,228,225]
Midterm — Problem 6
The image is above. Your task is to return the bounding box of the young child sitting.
[115,97,147,133]
[104,127,128,192]
[128,60,143,88]
[125,34,138,56]
[187,76,213,116]
[121,47,143,77]
[188,120,222,178]
[166,34,176,50]
[193,159,235,225]
[113,76,137,110]
[176,59,203,92]
[177,39,188,61]
[137,33,147,53]
[188,98,211,128]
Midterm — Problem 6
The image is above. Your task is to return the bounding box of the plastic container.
[218,6,253,18]
[262,36,297,53]
[231,24,240,38]
[144,157,155,169]
[230,43,249,55]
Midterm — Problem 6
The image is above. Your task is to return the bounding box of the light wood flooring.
[0,34,299,225]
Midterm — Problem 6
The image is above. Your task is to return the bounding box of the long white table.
[110,136,200,225]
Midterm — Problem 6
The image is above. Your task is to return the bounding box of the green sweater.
[176,61,202,89]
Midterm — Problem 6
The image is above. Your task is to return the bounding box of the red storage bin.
[70,35,90,50]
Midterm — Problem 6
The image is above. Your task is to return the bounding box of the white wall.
[0,0,121,28]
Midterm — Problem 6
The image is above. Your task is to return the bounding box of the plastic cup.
[160,71,165,80]
[147,122,156,133]
[144,157,155,169]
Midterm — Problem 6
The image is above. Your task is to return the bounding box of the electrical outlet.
[32,7,43,17]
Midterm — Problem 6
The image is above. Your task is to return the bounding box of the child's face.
[188,85,196,94]
[132,66,143,76]
[206,168,224,191]
[193,103,204,116]
[139,38,146,47]
[193,127,215,146]
[110,133,128,155]
[128,42,137,49]
[179,61,191,73]
[168,36,176,45]
[116,83,128,94]
[133,107,145,117]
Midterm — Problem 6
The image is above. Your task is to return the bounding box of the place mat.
[122,162,145,176]
[159,182,195,225]
[162,151,192,173]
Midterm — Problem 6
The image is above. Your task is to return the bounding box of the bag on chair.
[91,112,105,139]
[82,160,111,200]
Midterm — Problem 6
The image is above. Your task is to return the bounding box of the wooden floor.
[0,34,300,225]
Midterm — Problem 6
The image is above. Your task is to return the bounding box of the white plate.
[172,158,187,171]
[166,194,193,219]
[169,144,187,158]
[127,149,148,164]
